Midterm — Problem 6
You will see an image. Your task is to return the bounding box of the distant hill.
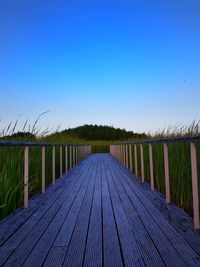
[0,125,147,142]
[59,124,147,141]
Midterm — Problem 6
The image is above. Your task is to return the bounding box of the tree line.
[61,124,147,141]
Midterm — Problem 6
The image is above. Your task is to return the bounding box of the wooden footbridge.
[0,138,200,266]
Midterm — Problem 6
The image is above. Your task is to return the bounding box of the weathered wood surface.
[0,154,200,266]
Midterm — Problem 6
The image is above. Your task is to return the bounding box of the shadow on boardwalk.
[0,154,200,266]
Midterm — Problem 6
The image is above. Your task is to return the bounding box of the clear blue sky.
[0,0,200,133]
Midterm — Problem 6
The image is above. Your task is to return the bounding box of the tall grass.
[129,121,200,217]
[0,144,70,219]
[0,116,111,218]
[0,116,73,219]
[0,117,199,220]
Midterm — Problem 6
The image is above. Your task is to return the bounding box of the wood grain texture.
[83,156,103,267]
[61,161,97,267]
[0,154,200,267]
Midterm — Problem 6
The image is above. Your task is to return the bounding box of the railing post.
[73,146,75,167]
[190,142,200,229]
[123,145,126,166]
[163,143,170,204]
[60,146,63,177]
[134,145,138,176]
[121,145,123,164]
[149,144,154,190]
[129,144,133,172]
[72,146,74,167]
[24,146,29,208]
[65,146,68,173]
[140,144,144,182]
[76,146,78,165]
[79,146,81,161]
[42,146,45,193]
[74,146,76,165]
[70,146,72,168]
[121,145,123,162]
[76,146,77,164]
[77,146,80,162]
[117,145,119,161]
[126,144,129,168]
[52,146,55,184]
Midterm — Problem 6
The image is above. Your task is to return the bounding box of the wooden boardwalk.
[0,154,200,267]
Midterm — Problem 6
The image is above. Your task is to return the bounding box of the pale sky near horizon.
[0,0,200,134]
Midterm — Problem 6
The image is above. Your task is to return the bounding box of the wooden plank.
[83,155,103,267]
[112,157,200,266]
[101,156,123,267]
[0,158,86,243]
[123,169,200,256]
[1,154,200,267]
[109,158,186,266]
[107,159,165,267]
[0,247,15,266]
[2,159,93,267]
[53,164,94,247]
[23,162,94,267]
[43,247,68,267]
[0,187,62,266]
[0,162,84,248]
[0,174,70,247]
[105,158,145,266]
[60,156,97,267]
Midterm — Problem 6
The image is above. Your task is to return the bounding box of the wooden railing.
[0,141,91,209]
[110,136,200,229]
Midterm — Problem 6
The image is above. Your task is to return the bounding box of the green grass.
[0,145,68,218]
[124,122,200,218]
[44,133,113,153]
[0,120,199,220]
[0,132,114,218]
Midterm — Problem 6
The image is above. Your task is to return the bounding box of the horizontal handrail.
[115,135,200,145]
[110,136,200,230]
[0,140,88,146]
[0,140,92,213]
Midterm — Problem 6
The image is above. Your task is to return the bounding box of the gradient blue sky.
[0,0,200,133]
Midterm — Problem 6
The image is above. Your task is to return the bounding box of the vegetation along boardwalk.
[0,153,200,266]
